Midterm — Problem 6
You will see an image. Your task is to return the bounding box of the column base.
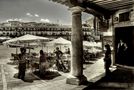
[66,75,87,85]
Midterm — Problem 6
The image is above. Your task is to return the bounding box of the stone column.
[105,16,115,65]
[111,15,115,65]
[66,6,87,85]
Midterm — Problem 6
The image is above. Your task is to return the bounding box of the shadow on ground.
[14,72,40,83]
[83,68,134,90]
[33,71,61,80]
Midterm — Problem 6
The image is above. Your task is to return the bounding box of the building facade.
[0,21,92,41]
[112,7,134,66]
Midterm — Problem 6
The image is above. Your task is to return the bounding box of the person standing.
[104,44,112,76]
[117,40,127,64]
[18,47,27,81]
[39,50,47,77]
[54,47,66,71]
[67,48,70,55]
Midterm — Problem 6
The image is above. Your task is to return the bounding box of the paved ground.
[84,67,134,90]
[0,55,106,90]
[0,49,133,90]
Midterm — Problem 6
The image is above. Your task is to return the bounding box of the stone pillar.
[111,15,116,65]
[105,15,115,65]
[66,6,87,85]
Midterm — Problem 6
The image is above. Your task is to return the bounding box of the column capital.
[69,6,85,14]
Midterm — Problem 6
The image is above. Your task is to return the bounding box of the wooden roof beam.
[84,8,103,21]
[107,4,134,10]
[68,0,113,19]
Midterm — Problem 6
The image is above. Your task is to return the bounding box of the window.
[119,12,130,22]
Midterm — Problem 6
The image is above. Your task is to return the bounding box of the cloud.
[14,18,19,21]
[40,18,50,23]
[6,18,23,22]
[7,19,13,21]
[26,13,33,17]
[19,19,22,21]
[26,13,30,16]
[34,14,39,17]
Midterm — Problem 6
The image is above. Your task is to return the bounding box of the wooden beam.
[91,0,130,5]
[68,0,114,19]
[84,1,115,19]
[101,0,134,8]
[108,4,134,11]
[84,9,103,21]
[50,0,115,19]
[82,1,111,14]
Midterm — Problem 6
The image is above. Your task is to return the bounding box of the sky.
[0,0,92,25]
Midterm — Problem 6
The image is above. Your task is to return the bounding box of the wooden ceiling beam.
[101,0,134,7]
[91,0,120,5]
[107,4,134,10]
[68,0,114,19]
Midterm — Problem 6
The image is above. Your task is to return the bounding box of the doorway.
[115,26,134,66]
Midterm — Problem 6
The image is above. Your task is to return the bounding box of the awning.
[46,37,71,46]
[3,34,50,45]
